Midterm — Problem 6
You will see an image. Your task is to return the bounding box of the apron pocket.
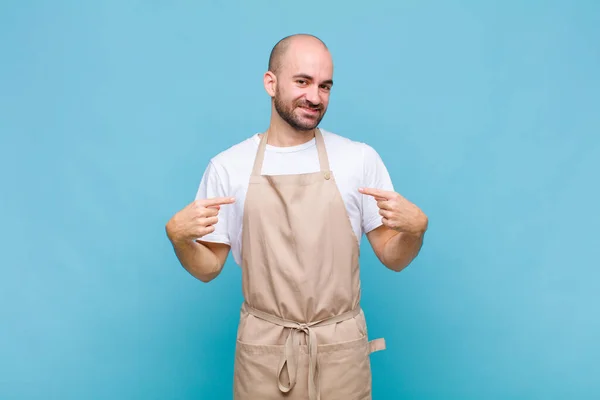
[318,335,373,400]
[234,340,307,400]
[234,333,377,400]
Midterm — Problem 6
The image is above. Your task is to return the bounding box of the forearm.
[170,239,221,283]
[381,231,425,272]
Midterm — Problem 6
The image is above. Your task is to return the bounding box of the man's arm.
[165,197,235,283]
[367,225,426,272]
[169,237,230,283]
[360,187,428,272]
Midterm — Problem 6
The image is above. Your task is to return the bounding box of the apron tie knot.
[242,303,361,400]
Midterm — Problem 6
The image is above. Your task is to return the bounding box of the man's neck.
[264,117,316,147]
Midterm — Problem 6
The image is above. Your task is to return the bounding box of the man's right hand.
[166,197,235,244]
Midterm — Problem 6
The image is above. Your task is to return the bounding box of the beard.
[273,90,325,131]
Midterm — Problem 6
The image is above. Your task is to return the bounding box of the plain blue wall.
[1,1,599,399]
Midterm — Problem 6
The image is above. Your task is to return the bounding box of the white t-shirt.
[194,129,395,266]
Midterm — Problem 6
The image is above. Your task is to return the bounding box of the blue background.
[1,1,599,399]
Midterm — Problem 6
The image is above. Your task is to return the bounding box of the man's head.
[264,34,333,131]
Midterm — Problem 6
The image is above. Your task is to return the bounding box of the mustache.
[296,101,322,111]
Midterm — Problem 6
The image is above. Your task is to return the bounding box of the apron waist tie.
[242,303,361,400]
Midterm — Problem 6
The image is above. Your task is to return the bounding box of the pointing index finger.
[358,187,391,200]
[198,197,236,207]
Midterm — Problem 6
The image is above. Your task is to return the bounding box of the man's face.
[272,44,334,131]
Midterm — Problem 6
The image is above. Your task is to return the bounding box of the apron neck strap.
[252,128,330,176]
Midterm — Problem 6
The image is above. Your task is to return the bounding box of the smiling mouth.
[299,107,320,115]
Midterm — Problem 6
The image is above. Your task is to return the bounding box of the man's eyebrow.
[292,74,334,86]
[292,73,313,80]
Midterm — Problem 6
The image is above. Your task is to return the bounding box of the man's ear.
[263,71,277,97]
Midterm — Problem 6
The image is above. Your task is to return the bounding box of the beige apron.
[233,128,386,400]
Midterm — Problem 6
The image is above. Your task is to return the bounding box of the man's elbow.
[380,246,422,272]
[196,265,224,283]
[197,273,216,283]
[182,261,223,283]
[382,259,412,273]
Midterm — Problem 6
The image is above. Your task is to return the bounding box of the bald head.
[263,34,333,131]
[268,34,329,75]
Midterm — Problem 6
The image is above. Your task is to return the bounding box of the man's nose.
[305,85,321,106]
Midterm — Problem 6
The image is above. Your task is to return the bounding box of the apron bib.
[233,129,385,400]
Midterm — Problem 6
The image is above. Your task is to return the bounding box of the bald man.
[166,34,428,400]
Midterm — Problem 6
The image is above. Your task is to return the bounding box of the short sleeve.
[194,161,231,245]
[361,144,395,234]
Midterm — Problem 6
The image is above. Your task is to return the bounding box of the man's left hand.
[359,187,428,235]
